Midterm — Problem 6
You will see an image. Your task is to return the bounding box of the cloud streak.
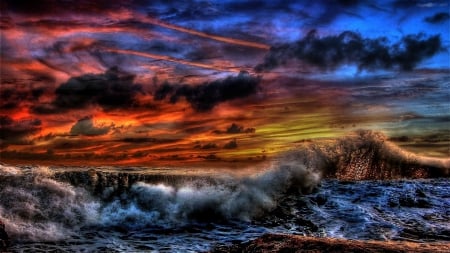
[104,48,240,72]
[142,16,270,50]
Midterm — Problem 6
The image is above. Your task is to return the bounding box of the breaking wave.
[0,155,321,241]
[0,166,99,241]
[0,131,448,251]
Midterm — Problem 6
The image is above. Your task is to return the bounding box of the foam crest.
[0,155,322,242]
[0,164,21,175]
[99,160,321,226]
[0,166,100,241]
[1,131,448,244]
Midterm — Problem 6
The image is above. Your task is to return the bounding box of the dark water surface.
[1,164,448,252]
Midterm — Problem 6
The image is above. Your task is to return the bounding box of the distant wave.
[50,131,448,196]
[283,130,449,180]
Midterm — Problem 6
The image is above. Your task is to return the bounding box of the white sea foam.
[0,155,322,240]
[0,166,100,241]
[1,131,448,245]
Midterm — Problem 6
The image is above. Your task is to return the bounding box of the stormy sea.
[1,132,448,252]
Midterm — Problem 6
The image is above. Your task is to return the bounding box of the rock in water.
[0,220,9,251]
[211,234,450,253]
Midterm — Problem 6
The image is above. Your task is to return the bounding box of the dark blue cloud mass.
[32,67,143,114]
[154,71,261,111]
[256,31,443,72]
[424,12,450,23]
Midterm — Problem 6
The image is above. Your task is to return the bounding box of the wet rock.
[398,196,416,207]
[294,218,318,232]
[388,199,399,207]
[0,220,9,251]
[210,234,450,253]
[399,228,450,241]
[398,196,431,208]
[134,244,155,251]
[53,170,219,197]
[311,194,327,206]
[415,188,427,198]
[416,198,431,208]
[96,246,121,252]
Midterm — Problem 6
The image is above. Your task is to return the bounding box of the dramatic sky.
[1,0,449,166]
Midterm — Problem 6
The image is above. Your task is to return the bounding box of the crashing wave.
[0,154,320,241]
[0,166,99,241]
[282,130,448,180]
[0,130,448,242]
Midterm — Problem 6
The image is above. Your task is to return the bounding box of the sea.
[1,160,449,252]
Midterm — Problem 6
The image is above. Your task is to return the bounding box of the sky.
[0,0,449,167]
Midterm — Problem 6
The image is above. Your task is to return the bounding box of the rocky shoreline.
[211,234,450,253]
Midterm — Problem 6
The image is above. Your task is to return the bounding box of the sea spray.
[0,155,322,240]
[0,165,100,241]
[99,159,322,227]
[283,130,449,180]
[1,130,448,246]
[51,131,448,197]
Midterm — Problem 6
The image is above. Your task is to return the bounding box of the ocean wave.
[100,161,320,228]
[0,130,448,243]
[0,166,99,241]
[283,130,448,180]
[53,131,449,195]
[0,153,320,241]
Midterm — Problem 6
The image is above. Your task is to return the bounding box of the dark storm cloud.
[120,137,179,144]
[201,154,220,161]
[255,30,442,72]
[424,12,450,23]
[226,123,255,134]
[154,71,261,112]
[392,0,448,9]
[194,142,218,149]
[5,0,233,21]
[223,139,238,149]
[0,87,46,109]
[391,0,419,9]
[0,16,14,30]
[153,83,175,101]
[224,0,292,12]
[121,137,157,143]
[33,67,143,114]
[70,116,110,136]
[0,116,41,147]
[2,0,141,15]
[213,123,255,134]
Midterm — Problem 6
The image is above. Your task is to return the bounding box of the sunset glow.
[1,0,449,166]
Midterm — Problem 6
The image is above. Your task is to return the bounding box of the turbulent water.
[1,132,449,252]
[0,165,449,252]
